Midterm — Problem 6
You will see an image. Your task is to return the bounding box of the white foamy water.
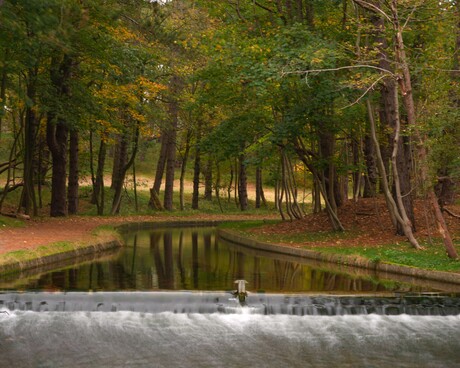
[1,311,459,367]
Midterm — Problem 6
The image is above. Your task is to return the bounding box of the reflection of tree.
[150,233,166,289]
[192,231,199,289]
[163,231,174,289]
[212,236,220,276]
[273,260,300,291]
[204,233,211,286]
[68,268,78,289]
[236,252,245,280]
[88,263,93,290]
[176,231,187,289]
[130,235,137,275]
[253,257,261,290]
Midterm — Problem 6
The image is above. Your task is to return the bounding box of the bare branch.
[443,207,460,219]
[282,64,396,78]
[352,0,392,22]
[402,5,418,31]
[340,73,391,109]
[253,1,276,13]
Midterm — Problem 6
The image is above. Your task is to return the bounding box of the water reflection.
[0,227,432,293]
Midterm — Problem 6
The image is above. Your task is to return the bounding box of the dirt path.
[0,213,275,256]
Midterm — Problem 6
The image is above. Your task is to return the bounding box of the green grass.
[0,215,25,228]
[313,241,460,272]
[0,230,122,268]
[220,221,460,273]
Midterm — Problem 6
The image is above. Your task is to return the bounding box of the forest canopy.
[0,0,459,256]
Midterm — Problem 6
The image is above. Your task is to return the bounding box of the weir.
[1,291,460,316]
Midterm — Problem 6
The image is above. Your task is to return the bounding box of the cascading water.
[1,291,460,367]
[1,226,460,367]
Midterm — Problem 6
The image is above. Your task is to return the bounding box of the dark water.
[0,226,443,293]
[1,226,460,367]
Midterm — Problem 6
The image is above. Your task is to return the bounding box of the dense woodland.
[0,1,459,256]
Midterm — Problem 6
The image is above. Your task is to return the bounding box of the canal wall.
[218,229,460,289]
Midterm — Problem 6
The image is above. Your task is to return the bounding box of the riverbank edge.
[217,229,460,286]
[0,220,223,277]
[0,240,122,276]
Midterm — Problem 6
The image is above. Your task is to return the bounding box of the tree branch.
[340,73,391,109]
[442,207,460,219]
[282,64,396,78]
[352,0,392,22]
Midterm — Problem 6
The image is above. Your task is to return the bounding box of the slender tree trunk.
[192,140,201,210]
[0,48,8,141]
[153,132,168,195]
[371,8,415,233]
[68,130,79,214]
[111,135,127,191]
[92,137,107,215]
[367,98,421,249]
[363,134,377,197]
[215,162,223,213]
[111,121,140,214]
[204,155,213,201]
[179,129,192,210]
[238,152,248,211]
[293,137,344,230]
[255,166,262,209]
[163,126,177,211]
[133,160,138,212]
[429,190,458,259]
[227,166,233,203]
[47,116,68,217]
[20,71,38,216]
[111,133,128,214]
[163,76,180,210]
[0,126,21,211]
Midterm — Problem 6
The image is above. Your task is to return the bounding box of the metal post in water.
[233,279,248,304]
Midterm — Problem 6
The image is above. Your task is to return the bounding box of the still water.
[0,226,439,293]
[1,226,460,367]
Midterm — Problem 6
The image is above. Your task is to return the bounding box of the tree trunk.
[0,48,8,141]
[255,166,262,209]
[363,133,377,197]
[238,152,248,211]
[111,121,140,214]
[47,116,68,217]
[371,8,415,234]
[163,76,180,211]
[68,130,79,214]
[367,98,421,249]
[319,128,341,210]
[111,135,127,191]
[192,140,201,210]
[20,70,38,216]
[429,190,458,259]
[91,137,107,215]
[47,54,74,217]
[179,129,192,210]
[204,155,213,201]
[163,126,177,211]
[153,132,168,195]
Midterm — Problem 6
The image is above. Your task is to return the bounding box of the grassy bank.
[0,225,121,269]
[219,221,460,273]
